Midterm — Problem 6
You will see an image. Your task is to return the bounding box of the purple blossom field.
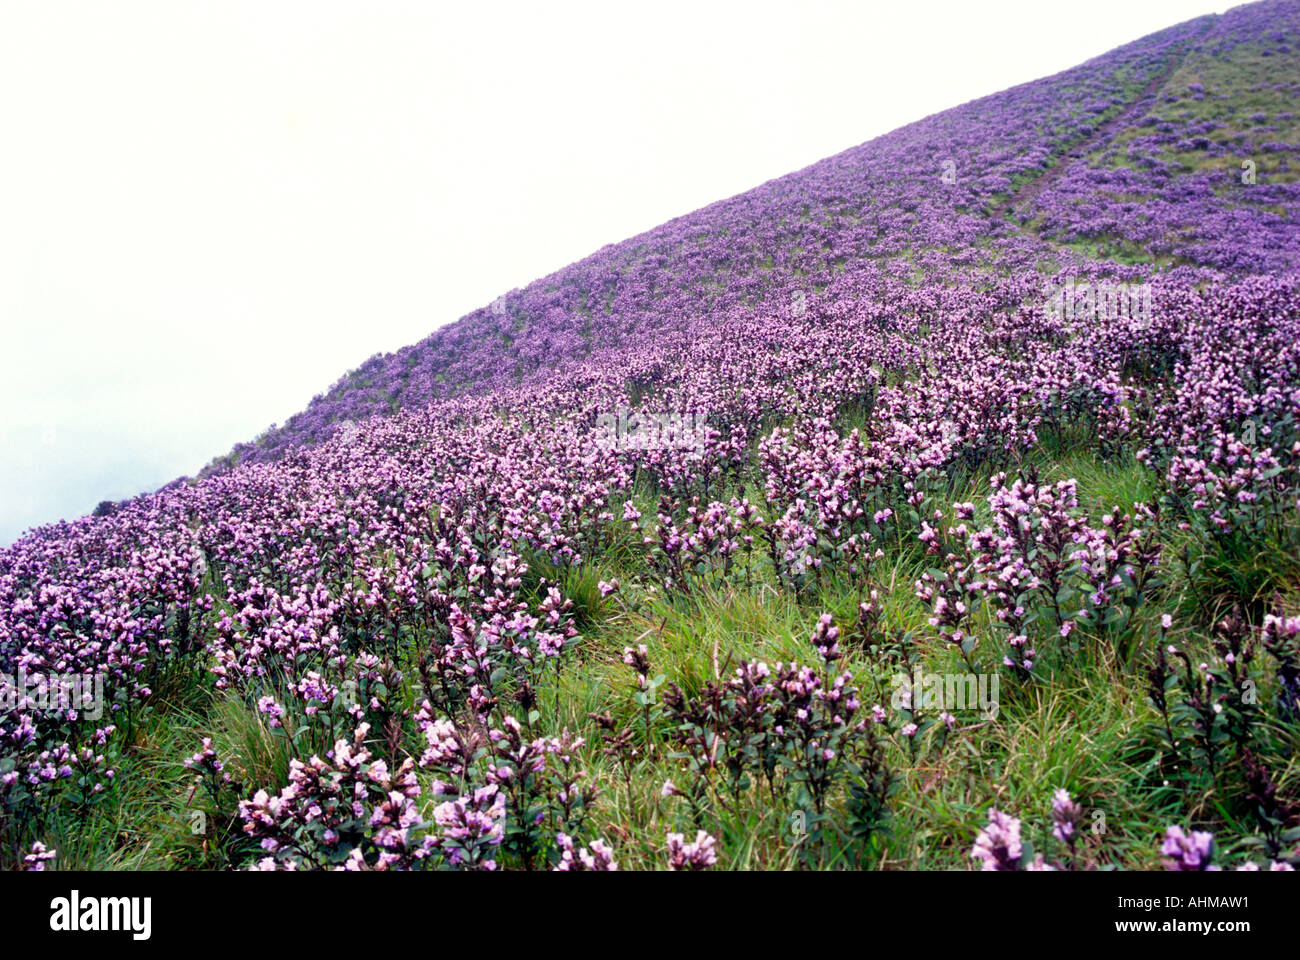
[5,0,1300,873]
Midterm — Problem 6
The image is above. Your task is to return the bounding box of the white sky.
[0,0,1228,545]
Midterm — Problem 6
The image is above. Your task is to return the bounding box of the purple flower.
[972,808,1022,871]
[666,830,718,870]
[1161,826,1218,871]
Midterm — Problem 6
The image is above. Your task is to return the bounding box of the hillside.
[205,0,1299,469]
[3,0,1300,873]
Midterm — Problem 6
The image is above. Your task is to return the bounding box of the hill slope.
[3,1,1300,872]
[207,0,1298,469]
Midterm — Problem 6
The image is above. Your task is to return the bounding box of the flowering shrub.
[554,832,618,871]
[972,797,1299,871]
[239,724,438,871]
[21,841,57,871]
[666,830,719,870]
[634,496,755,594]
[1161,825,1218,871]
[658,615,893,853]
[917,468,1164,676]
[971,808,1027,871]
[415,706,599,871]
[1144,608,1265,789]
[1260,614,1300,721]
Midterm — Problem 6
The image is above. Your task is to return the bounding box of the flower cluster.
[238,724,437,871]
[666,830,719,871]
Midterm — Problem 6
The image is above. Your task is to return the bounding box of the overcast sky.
[0,0,1228,545]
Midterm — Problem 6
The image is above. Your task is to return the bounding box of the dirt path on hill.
[994,32,1204,228]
